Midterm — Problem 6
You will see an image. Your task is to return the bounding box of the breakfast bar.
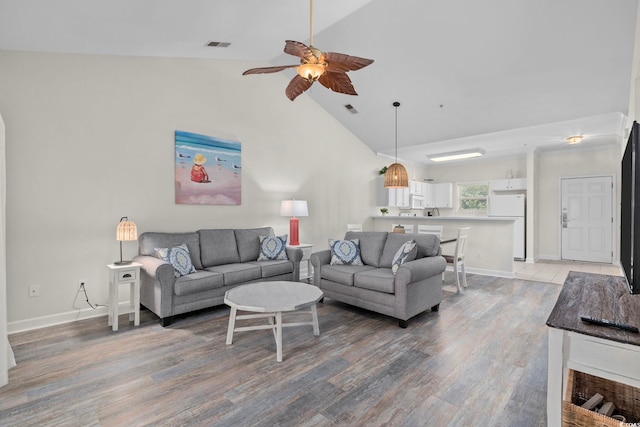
[370,215,517,277]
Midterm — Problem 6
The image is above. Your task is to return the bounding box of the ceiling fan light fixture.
[297,62,326,81]
[428,148,485,162]
[566,135,583,145]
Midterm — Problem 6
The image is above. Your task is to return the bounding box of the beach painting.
[175,130,242,205]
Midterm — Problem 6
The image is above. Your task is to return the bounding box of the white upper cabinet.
[490,178,526,192]
[409,180,424,195]
[377,177,410,207]
[423,182,453,208]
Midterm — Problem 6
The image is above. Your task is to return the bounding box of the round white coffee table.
[224,281,323,362]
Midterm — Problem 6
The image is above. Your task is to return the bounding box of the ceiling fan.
[242,0,374,101]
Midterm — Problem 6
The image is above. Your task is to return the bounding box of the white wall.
[536,145,620,259]
[0,51,389,332]
[0,113,8,386]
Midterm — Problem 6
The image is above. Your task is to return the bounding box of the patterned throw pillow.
[329,239,364,265]
[257,235,289,261]
[154,243,197,278]
[391,240,417,275]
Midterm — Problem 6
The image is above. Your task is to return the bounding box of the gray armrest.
[133,255,177,318]
[285,247,303,263]
[310,250,331,287]
[395,256,447,286]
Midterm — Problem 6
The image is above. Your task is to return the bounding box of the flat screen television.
[621,121,640,294]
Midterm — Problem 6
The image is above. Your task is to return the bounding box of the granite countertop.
[546,271,640,346]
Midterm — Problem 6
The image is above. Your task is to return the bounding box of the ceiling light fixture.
[242,0,374,101]
[384,102,409,188]
[427,148,486,162]
[566,135,584,145]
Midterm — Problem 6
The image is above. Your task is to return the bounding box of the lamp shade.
[280,200,309,217]
[384,163,409,188]
[116,217,138,241]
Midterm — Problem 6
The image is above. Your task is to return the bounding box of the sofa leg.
[398,319,408,328]
[160,316,174,327]
[431,304,440,312]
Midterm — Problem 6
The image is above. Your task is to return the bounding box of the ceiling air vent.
[344,104,359,114]
[206,41,231,48]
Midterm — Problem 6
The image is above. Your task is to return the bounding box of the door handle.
[562,212,568,228]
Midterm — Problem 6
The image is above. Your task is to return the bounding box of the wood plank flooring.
[0,274,561,426]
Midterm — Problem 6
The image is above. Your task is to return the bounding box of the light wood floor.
[1,273,561,426]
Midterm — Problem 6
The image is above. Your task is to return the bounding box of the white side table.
[288,243,313,281]
[106,262,141,331]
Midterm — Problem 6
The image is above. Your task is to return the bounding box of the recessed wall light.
[427,148,485,162]
[566,135,583,145]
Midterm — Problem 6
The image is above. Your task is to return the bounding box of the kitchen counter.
[371,215,517,277]
[373,215,516,221]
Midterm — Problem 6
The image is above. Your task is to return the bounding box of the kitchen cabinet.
[377,177,410,207]
[490,178,526,192]
[409,180,424,195]
[424,182,453,208]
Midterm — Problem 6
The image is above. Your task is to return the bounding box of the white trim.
[7,302,133,335]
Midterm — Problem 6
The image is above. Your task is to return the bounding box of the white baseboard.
[8,301,134,335]
[8,307,108,334]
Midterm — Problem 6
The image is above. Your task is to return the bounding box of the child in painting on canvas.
[190,153,210,183]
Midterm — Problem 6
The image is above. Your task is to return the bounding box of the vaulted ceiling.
[0,0,637,165]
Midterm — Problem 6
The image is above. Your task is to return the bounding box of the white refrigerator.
[488,194,525,260]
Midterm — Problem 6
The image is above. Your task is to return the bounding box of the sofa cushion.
[235,227,275,262]
[205,263,261,286]
[391,240,417,274]
[321,264,376,286]
[250,260,293,278]
[257,235,288,261]
[153,243,198,277]
[413,233,440,258]
[354,268,396,294]
[174,270,224,296]
[139,232,203,270]
[380,233,419,268]
[344,231,388,267]
[329,239,363,265]
[199,229,240,267]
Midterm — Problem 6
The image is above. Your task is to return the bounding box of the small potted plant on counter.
[380,208,389,216]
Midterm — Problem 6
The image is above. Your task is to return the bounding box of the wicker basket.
[562,370,640,426]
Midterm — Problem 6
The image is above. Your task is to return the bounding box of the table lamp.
[115,216,138,265]
[280,200,308,246]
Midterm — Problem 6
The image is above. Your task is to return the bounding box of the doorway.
[560,175,613,263]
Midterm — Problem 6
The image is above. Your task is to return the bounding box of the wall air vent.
[206,41,231,47]
[344,104,359,114]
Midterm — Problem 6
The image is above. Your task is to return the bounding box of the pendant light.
[384,101,409,188]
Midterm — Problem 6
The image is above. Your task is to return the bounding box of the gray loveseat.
[310,231,446,327]
[133,227,302,326]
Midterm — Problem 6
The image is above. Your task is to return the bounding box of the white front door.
[561,176,613,263]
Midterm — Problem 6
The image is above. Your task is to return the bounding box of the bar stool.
[443,227,470,292]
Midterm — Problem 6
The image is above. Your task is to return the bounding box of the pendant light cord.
[393,101,400,162]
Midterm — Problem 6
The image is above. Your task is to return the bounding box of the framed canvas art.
[175,130,241,205]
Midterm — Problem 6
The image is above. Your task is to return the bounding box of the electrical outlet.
[476,251,484,259]
[28,284,40,298]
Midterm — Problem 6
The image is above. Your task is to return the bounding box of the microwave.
[410,195,425,209]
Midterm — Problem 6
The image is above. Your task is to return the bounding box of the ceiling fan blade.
[285,75,314,101]
[284,40,316,61]
[318,71,358,96]
[323,52,374,73]
[243,64,298,75]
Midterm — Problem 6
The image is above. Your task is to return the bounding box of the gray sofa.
[133,227,303,326]
[310,231,446,327]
